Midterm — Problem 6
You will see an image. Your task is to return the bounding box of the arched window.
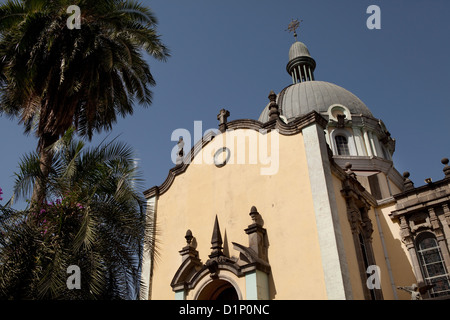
[335,135,350,156]
[416,233,450,297]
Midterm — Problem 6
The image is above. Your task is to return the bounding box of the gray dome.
[258,81,373,123]
[289,41,312,60]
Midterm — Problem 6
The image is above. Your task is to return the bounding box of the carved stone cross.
[217,109,230,132]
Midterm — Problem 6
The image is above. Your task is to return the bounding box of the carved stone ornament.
[347,207,362,233]
[170,208,271,293]
[217,109,230,133]
[213,147,231,168]
[409,213,431,232]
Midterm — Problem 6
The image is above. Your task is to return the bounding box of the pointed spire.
[209,215,223,259]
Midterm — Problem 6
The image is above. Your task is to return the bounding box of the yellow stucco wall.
[331,172,415,300]
[149,129,328,300]
[349,170,417,299]
[331,174,365,299]
[145,127,415,300]
[377,203,417,300]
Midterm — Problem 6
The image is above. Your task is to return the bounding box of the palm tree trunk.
[30,133,59,207]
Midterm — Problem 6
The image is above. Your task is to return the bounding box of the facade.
[139,37,450,300]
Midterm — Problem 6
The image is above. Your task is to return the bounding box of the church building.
[139,28,450,300]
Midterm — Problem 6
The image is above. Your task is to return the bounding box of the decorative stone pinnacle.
[249,206,259,223]
[185,229,193,245]
[268,90,276,102]
[245,206,268,261]
[179,229,199,260]
[442,158,450,178]
[268,90,280,121]
[403,171,415,191]
[209,215,223,259]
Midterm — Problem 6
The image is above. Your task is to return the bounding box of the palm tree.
[0,0,169,205]
[0,129,155,299]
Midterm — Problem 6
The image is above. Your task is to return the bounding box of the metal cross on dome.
[286,19,302,41]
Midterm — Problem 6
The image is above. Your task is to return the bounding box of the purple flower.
[76,203,84,210]
[0,187,3,201]
[40,209,46,215]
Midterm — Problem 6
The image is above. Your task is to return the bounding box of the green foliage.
[0,131,155,299]
[0,0,170,141]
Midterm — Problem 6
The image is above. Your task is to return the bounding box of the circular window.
[213,147,231,168]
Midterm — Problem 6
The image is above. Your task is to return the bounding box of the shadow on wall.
[378,210,418,300]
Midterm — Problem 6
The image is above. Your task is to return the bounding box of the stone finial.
[442,158,450,178]
[176,137,184,165]
[185,229,193,245]
[179,229,198,261]
[245,206,268,261]
[249,205,263,226]
[268,90,280,121]
[217,109,230,133]
[403,171,415,191]
[268,90,276,102]
[249,206,259,223]
[209,215,223,259]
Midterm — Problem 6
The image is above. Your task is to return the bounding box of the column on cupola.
[351,127,366,156]
[367,131,378,157]
[368,131,383,158]
[362,129,374,157]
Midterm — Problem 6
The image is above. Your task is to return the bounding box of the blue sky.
[1,0,450,208]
